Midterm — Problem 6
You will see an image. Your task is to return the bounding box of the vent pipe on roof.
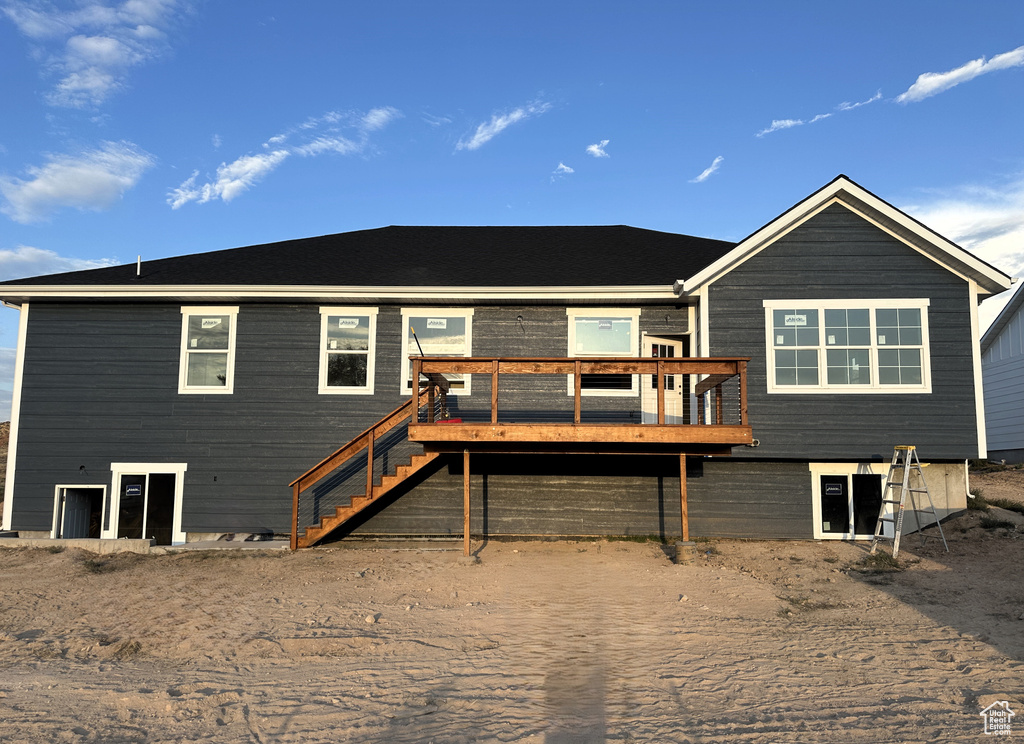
[136,255,141,277]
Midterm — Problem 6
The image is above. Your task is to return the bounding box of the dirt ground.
[0,476,1022,743]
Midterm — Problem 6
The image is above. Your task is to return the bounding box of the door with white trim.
[641,336,689,424]
[104,463,187,545]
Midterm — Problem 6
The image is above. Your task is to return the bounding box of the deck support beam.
[463,449,471,557]
[679,453,689,542]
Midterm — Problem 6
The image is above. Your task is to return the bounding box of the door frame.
[640,334,692,424]
[104,463,188,544]
[51,484,107,539]
[809,462,891,540]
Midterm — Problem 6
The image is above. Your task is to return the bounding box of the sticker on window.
[598,320,612,330]
[427,319,447,329]
[202,318,222,328]
[337,318,359,329]
[785,315,807,326]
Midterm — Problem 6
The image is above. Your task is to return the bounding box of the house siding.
[982,301,1024,460]
[707,203,980,461]
[10,301,707,536]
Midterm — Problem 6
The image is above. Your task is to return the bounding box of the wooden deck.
[290,355,752,551]
[408,356,751,454]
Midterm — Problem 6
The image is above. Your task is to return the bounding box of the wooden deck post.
[290,482,300,550]
[491,360,499,424]
[463,449,471,556]
[573,360,582,424]
[657,359,665,425]
[679,453,689,542]
[365,433,375,499]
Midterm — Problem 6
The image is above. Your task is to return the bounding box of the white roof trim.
[675,175,1011,297]
[0,284,680,303]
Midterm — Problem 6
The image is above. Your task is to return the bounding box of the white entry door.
[641,336,688,424]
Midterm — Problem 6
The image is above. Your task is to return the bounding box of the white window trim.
[809,462,892,541]
[400,308,474,396]
[566,308,641,397]
[318,307,378,395]
[763,298,931,394]
[178,306,238,394]
[105,462,188,545]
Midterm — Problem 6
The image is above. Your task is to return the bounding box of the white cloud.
[756,118,804,137]
[456,101,552,151]
[551,162,574,182]
[689,156,723,184]
[896,46,1024,104]
[3,0,187,108]
[586,139,610,158]
[901,177,1024,331]
[169,107,400,208]
[361,106,401,131]
[838,91,882,111]
[168,150,289,207]
[757,91,881,137]
[0,141,154,223]
[0,244,119,280]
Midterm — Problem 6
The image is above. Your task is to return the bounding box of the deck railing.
[411,356,749,427]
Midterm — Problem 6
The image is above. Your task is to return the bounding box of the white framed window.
[566,308,641,396]
[319,307,378,394]
[763,299,931,394]
[178,307,238,394]
[401,308,474,395]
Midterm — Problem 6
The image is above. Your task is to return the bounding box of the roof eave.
[0,284,684,305]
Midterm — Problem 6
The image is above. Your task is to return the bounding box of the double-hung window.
[178,307,238,394]
[319,307,377,394]
[566,308,640,395]
[764,299,930,393]
[401,309,473,395]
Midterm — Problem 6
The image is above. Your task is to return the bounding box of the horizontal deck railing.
[411,356,749,428]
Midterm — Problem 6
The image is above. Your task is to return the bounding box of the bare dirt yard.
[0,474,1022,743]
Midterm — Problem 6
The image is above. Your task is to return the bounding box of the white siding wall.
[983,304,1024,454]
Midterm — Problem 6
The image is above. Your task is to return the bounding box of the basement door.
[53,486,104,539]
[810,464,888,540]
[103,463,187,545]
[641,336,690,425]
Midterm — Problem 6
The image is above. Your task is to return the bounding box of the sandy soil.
[0,486,1022,742]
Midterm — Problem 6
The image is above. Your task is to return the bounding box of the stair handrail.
[289,377,445,549]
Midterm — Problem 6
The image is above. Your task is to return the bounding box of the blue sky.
[1,1,1023,419]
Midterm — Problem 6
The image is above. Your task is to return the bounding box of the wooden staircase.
[290,378,449,549]
[295,449,441,548]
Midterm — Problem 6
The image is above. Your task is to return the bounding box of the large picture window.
[401,309,473,395]
[319,307,377,394]
[178,307,238,394]
[764,299,930,393]
[566,308,640,396]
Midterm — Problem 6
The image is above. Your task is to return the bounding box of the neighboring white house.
[982,282,1024,463]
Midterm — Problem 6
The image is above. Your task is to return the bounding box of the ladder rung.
[882,499,902,504]
[878,517,895,523]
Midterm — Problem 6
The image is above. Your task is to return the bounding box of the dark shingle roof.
[0,226,735,288]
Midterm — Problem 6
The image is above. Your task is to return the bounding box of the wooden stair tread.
[300,450,442,547]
